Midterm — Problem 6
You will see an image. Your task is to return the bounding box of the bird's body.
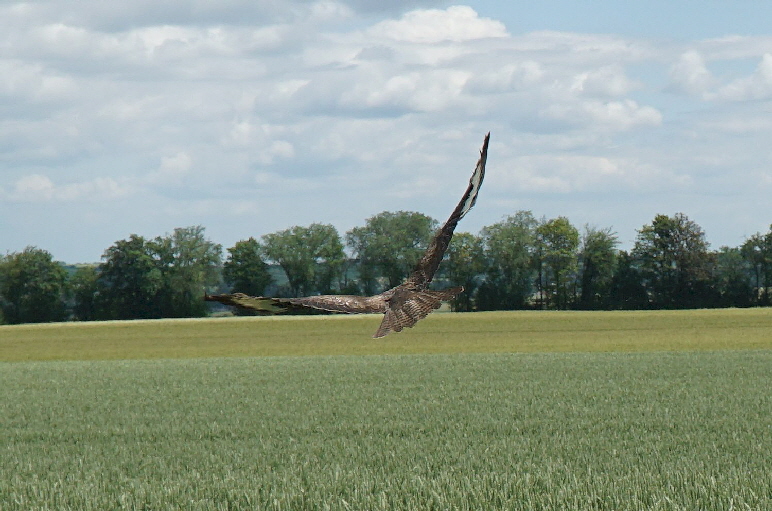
[206,132,490,337]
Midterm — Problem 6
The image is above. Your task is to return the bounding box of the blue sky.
[478,1,772,39]
[2,1,771,263]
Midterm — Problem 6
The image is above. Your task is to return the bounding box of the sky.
[2,1,772,263]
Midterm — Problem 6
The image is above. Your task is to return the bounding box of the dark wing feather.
[405,132,489,290]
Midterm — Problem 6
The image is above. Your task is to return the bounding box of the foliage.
[741,226,772,305]
[633,213,714,308]
[222,237,273,297]
[478,211,537,310]
[97,234,163,319]
[81,227,221,321]
[262,223,345,296]
[713,246,753,307]
[536,216,580,309]
[0,247,68,324]
[152,225,222,317]
[578,226,619,309]
[4,213,772,324]
[346,211,437,293]
[445,232,485,311]
[608,250,649,309]
[69,265,101,321]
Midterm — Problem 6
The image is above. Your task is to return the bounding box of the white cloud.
[694,35,772,61]
[542,99,663,130]
[0,60,77,102]
[465,61,544,93]
[226,121,254,147]
[145,151,192,185]
[367,5,508,44]
[494,154,689,195]
[509,30,654,61]
[702,115,772,134]
[0,0,362,33]
[221,120,296,164]
[339,69,472,112]
[2,3,772,261]
[307,0,355,22]
[570,65,637,97]
[253,171,316,191]
[11,174,55,201]
[160,151,192,174]
[5,174,132,202]
[715,53,772,101]
[266,140,295,161]
[669,50,715,96]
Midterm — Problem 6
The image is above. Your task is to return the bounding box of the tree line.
[1,212,771,325]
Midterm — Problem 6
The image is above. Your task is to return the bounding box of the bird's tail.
[373,287,463,338]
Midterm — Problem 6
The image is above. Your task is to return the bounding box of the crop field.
[1,309,772,510]
[2,308,772,362]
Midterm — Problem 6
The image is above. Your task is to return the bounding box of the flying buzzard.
[206,132,490,337]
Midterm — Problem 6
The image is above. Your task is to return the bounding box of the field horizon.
[1,307,771,362]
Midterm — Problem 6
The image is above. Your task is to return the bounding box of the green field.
[2,309,772,510]
[2,308,771,361]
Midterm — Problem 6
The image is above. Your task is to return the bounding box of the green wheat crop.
[2,351,771,510]
[1,308,771,362]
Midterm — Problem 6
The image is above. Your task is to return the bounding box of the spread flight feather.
[206,132,489,337]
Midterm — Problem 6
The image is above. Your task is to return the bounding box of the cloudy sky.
[2,1,772,263]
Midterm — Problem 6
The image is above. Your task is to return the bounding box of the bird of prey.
[206,132,489,337]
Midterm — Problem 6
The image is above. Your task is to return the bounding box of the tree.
[578,226,619,309]
[262,223,345,296]
[98,235,163,319]
[346,211,437,293]
[152,226,222,317]
[741,227,772,305]
[70,265,102,321]
[306,224,347,295]
[445,232,485,311]
[608,250,648,309]
[223,237,273,296]
[632,213,713,308]
[713,246,753,307]
[536,217,580,309]
[477,211,537,310]
[0,247,68,324]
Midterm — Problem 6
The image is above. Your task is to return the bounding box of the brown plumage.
[206,132,489,337]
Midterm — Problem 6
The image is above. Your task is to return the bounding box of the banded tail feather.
[373,287,463,338]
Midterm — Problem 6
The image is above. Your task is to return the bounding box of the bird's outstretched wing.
[205,132,489,337]
[405,132,489,290]
[277,294,386,314]
[204,293,287,314]
[204,293,385,314]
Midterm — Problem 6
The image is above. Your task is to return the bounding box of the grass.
[1,307,771,361]
[2,352,772,510]
[1,309,771,509]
